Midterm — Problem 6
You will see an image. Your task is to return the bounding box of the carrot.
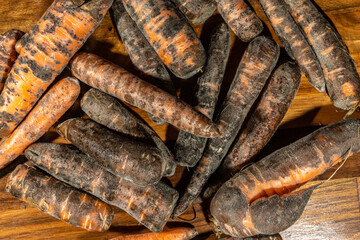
[0,0,112,138]
[259,0,325,92]
[0,29,24,91]
[215,0,263,42]
[121,0,206,79]
[111,0,176,124]
[110,227,198,240]
[57,118,165,186]
[174,22,230,167]
[70,52,220,138]
[6,164,114,232]
[80,88,176,176]
[211,118,360,237]
[171,36,280,219]
[283,0,360,110]
[204,61,301,199]
[25,143,179,232]
[0,77,80,170]
[221,234,282,240]
[171,0,216,25]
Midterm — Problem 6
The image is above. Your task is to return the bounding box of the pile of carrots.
[1,0,360,239]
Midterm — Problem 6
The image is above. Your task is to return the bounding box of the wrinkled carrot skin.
[216,0,263,42]
[6,164,114,232]
[0,30,24,91]
[57,118,165,187]
[172,36,280,219]
[172,0,216,25]
[80,88,176,176]
[174,22,230,167]
[205,61,301,199]
[121,0,206,79]
[25,143,179,232]
[259,0,325,92]
[0,77,80,170]
[110,227,198,240]
[284,0,360,110]
[0,0,113,138]
[211,119,360,237]
[70,52,220,138]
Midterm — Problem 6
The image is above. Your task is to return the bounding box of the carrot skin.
[171,0,216,25]
[110,227,198,240]
[215,0,263,42]
[205,61,301,198]
[174,22,230,167]
[259,0,325,92]
[70,52,220,138]
[80,88,176,176]
[211,119,360,237]
[25,143,178,232]
[121,0,206,79]
[0,77,80,170]
[172,36,280,218]
[284,0,360,110]
[6,164,114,232]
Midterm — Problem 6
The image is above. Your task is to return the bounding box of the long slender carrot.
[171,36,280,219]
[121,0,206,79]
[174,22,230,167]
[283,0,360,110]
[0,29,24,91]
[0,0,113,138]
[0,77,80,170]
[70,52,220,138]
[110,227,198,240]
[259,0,325,92]
[204,61,301,199]
[25,143,179,232]
[171,0,216,25]
[215,0,263,42]
[211,119,360,237]
[6,164,114,232]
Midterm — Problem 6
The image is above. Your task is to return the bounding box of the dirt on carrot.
[171,0,216,25]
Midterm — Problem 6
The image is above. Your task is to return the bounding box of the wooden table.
[1,0,360,239]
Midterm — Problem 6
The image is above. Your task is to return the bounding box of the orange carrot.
[110,227,198,240]
[0,77,80,170]
[0,0,112,138]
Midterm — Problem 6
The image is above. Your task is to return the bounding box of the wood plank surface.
[1,0,360,239]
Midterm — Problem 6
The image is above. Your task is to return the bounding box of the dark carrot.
[259,0,325,92]
[70,52,220,138]
[211,118,360,237]
[80,88,176,176]
[221,234,282,240]
[171,36,280,218]
[0,77,80,170]
[0,0,112,138]
[0,29,24,91]
[57,118,165,187]
[121,0,206,79]
[110,227,198,240]
[171,0,216,25]
[174,22,230,167]
[6,164,114,232]
[283,0,360,110]
[215,0,263,42]
[25,143,179,232]
[204,61,301,198]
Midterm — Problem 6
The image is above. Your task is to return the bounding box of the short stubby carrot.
[6,164,114,232]
[211,119,360,238]
[215,0,263,42]
[284,0,360,110]
[171,36,280,219]
[172,0,216,25]
[121,0,206,79]
[259,0,325,92]
[110,227,198,240]
[70,52,220,138]
[0,77,80,170]
[0,0,113,138]
[0,29,24,91]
